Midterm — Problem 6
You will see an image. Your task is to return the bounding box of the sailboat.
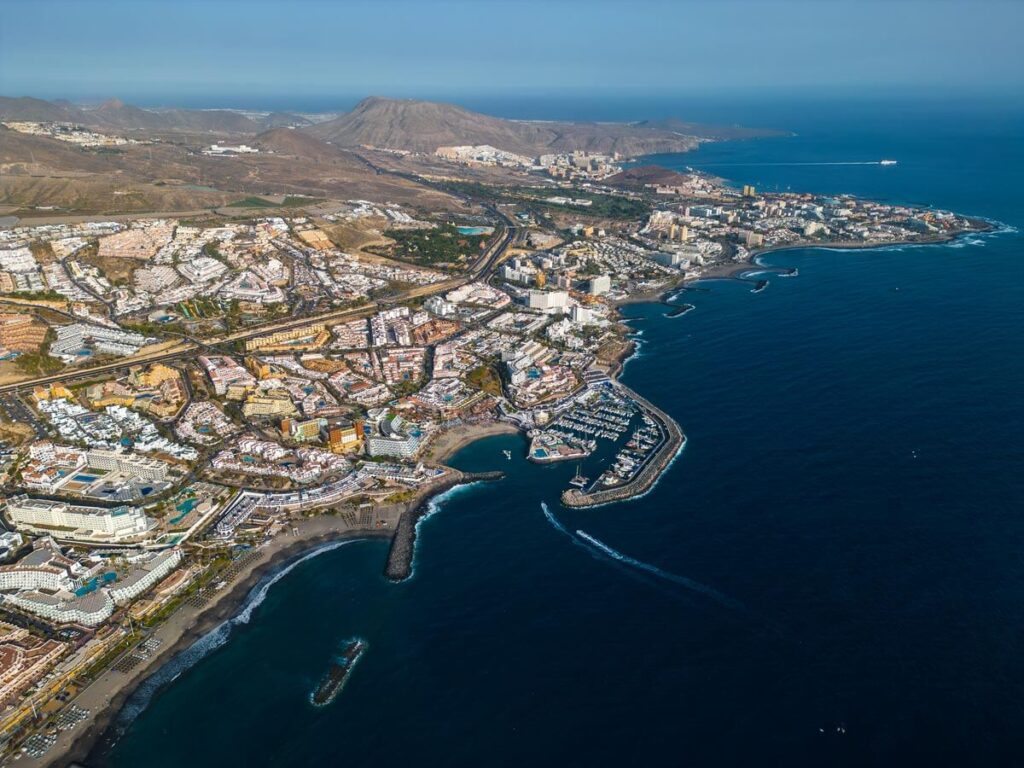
[569,465,588,488]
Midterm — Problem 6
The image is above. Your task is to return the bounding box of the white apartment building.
[527,289,569,313]
[177,256,227,284]
[109,549,183,605]
[4,590,114,626]
[5,496,153,540]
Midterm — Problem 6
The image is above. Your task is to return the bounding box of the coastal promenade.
[561,383,684,509]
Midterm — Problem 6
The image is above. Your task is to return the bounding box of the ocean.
[103,96,1024,767]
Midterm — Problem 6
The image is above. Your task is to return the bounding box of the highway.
[0,200,517,395]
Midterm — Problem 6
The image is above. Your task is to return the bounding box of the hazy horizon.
[2,0,1022,107]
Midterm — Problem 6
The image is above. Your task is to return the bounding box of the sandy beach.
[13,226,990,767]
[18,512,402,768]
[421,420,520,464]
[16,422,519,768]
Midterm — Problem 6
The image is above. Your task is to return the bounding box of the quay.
[384,470,505,581]
[560,384,684,508]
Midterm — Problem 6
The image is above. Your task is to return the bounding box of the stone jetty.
[384,470,504,581]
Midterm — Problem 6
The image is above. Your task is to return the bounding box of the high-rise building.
[587,275,611,296]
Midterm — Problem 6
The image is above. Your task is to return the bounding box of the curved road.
[0,191,516,395]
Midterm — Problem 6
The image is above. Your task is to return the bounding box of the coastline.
[22,421,517,767]
[560,382,685,509]
[615,223,994,309]
[383,469,505,582]
[24,224,996,767]
[35,519,390,768]
[421,421,520,465]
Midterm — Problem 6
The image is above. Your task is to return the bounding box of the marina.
[562,383,684,508]
[526,384,637,463]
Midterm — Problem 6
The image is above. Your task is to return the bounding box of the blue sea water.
[104,97,1024,767]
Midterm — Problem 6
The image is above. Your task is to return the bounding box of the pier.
[560,384,684,508]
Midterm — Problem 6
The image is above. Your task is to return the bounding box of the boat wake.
[540,503,742,611]
[112,539,362,733]
[540,501,571,536]
[691,160,892,167]
[574,530,746,611]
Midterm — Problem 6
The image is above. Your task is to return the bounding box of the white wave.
[404,481,485,579]
[622,338,644,368]
[691,161,888,167]
[664,303,695,319]
[575,530,745,611]
[415,481,484,533]
[235,540,358,624]
[113,540,361,731]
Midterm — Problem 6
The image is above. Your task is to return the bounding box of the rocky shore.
[384,470,505,581]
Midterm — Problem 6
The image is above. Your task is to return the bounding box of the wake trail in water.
[541,504,742,611]
[690,161,890,167]
[575,530,746,612]
[541,503,679,597]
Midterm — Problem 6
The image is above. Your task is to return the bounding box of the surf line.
[540,503,743,612]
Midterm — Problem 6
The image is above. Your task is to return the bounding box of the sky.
[1,0,1022,109]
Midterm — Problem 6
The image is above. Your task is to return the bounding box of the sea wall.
[561,384,684,508]
[384,470,504,581]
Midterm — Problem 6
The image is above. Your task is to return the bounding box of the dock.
[560,384,684,508]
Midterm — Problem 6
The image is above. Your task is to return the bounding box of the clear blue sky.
[2,0,1021,107]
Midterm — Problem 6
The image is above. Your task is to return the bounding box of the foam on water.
[416,481,484,533]
[405,481,485,579]
[112,540,362,732]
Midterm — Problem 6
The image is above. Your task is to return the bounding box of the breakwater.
[384,470,505,581]
[561,384,684,508]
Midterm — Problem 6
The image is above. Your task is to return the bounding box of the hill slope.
[307,97,707,157]
[0,96,309,135]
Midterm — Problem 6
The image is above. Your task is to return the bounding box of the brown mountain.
[255,127,348,160]
[603,165,696,189]
[260,112,314,130]
[0,96,85,123]
[306,97,707,157]
[0,121,456,215]
[0,96,309,135]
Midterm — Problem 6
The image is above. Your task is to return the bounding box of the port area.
[309,638,368,707]
[526,384,636,464]
[560,384,684,508]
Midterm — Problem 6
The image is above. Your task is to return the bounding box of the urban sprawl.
[0,152,982,763]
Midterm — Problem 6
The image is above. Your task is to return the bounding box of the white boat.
[880,159,897,166]
[502,450,512,460]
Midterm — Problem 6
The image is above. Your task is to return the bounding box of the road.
[0,200,517,395]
